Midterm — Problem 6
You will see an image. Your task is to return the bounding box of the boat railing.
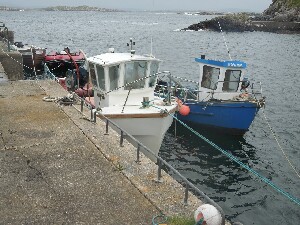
[249,81,264,100]
[156,76,265,103]
[75,96,225,225]
[156,74,198,100]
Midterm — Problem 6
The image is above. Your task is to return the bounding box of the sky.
[1,0,273,12]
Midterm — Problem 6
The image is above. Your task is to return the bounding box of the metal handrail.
[78,98,226,225]
[46,73,226,224]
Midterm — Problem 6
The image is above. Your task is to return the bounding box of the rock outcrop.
[182,14,255,32]
[263,0,300,22]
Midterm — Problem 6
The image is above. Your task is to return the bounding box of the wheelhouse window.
[109,65,119,91]
[124,61,147,90]
[149,61,159,87]
[222,70,241,92]
[201,66,220,90]
[89,63,97,87]
[96,65,105,90]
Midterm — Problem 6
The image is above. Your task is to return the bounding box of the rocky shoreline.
[181,13,300,33]
[181,0,300,33]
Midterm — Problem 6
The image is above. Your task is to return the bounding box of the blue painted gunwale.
[195,58,247,69]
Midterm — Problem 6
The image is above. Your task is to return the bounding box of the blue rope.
[152,214,167,225]
[171,114,300,207]
[151,104,300,207]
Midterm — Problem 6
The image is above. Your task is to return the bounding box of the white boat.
[86,40,177,162]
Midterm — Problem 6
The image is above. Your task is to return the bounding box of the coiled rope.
[152,214,167,225]
[150,105,300,207]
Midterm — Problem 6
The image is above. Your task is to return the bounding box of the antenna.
[150,37,153,57]
[127,38,135,55]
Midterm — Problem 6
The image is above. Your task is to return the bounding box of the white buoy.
[194,204,222,225]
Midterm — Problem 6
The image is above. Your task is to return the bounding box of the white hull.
[110,114,174,161]
[88,48,178,162]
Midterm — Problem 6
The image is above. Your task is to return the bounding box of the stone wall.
[0,42,23,80]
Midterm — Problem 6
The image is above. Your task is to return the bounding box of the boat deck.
[0,79,207,224]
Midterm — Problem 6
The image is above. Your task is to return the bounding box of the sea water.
[2,10,300,225]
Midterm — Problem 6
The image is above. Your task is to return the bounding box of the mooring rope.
[261,109,300,179]
[168,74,199,85]
[103,71,171,95]
[150,105,300,207]
[217,21,232,60]
[0,42,65,75]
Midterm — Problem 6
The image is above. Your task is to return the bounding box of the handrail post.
[136,144,141,163]
[105,120,109,135]
[120,131,124,147]
[81,98,84,112]
[90,108,93,121]
[93,111,97,123]
[184,182,189,206]
[156,159,162,182]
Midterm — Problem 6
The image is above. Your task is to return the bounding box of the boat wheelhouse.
[175,55,265,134]
[87,46,177,161]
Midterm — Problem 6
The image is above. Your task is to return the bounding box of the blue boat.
[166,55,265,134]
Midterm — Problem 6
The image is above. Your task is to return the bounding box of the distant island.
[43,5,121,12]
[0,5,122,12]
[181,0,300,33]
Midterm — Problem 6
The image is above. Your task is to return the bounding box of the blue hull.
[176,100,260,134]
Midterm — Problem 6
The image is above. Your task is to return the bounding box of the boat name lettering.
[227,62,243,67]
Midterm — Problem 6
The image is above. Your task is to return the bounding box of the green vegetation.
[115,163,124,171]
[223,13,252,23]
[288,0,300,7]
[167,215,195,225]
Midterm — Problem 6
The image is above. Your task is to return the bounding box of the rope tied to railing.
[150,104,300,207]
[261,108,300,179]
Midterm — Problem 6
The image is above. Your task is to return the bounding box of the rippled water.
[2,10,300,225]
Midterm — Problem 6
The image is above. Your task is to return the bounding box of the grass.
[288,0,300,7]
[166,216,195,225]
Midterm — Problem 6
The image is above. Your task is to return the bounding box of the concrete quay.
[0,80,208,224]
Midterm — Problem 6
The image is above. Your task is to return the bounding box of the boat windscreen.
[109,65,120,91]
[96,65,105,91]
[124,61,147,90]
[149,61,159,87]
[201,65,220,90]
[222,70,241,92]
[89,63,97,87]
